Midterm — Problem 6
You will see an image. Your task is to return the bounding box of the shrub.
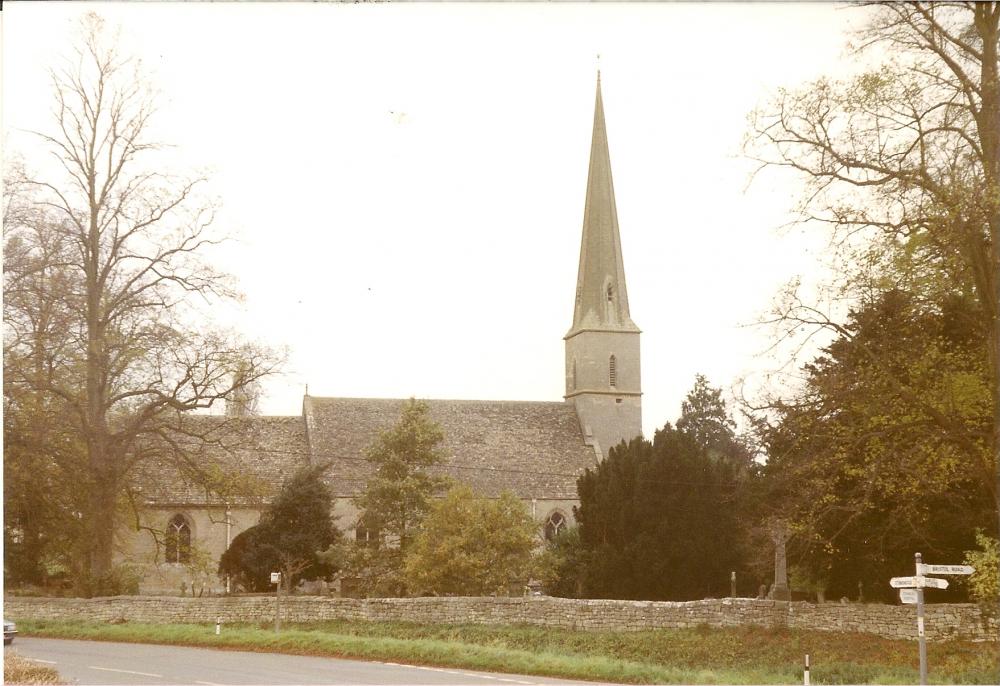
[963,530,999,608]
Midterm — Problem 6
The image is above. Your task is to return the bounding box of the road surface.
[10,637,604,685]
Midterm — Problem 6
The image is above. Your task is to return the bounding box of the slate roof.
[304,396,596,500]
[135,415,309,506]
[138,397,594,507]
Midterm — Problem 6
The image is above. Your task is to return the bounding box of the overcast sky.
[3,2,870,437]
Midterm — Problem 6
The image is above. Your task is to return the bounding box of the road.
[10,637,603,685]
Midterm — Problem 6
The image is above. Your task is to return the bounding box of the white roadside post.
[889,554,973,686]
[803,654,810,686]
[271,571,282,633]
[914,553,927,686]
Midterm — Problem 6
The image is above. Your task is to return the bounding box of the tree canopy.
[2,13,279,590]
[563,376,747,600]
[747,2,999,537]
[218,463,340,592]
[404,485,538,596]
[755,289,993,600]
[349,398,450,596]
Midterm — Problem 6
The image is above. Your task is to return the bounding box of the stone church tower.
[565,74,642,458]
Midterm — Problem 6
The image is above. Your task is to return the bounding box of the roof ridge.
[308,396,572,406]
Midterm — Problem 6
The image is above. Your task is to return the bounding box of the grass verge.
[15,618,1000,684]
[4,651,65,685]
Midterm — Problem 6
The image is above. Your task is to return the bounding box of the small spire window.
[609,355,617,387]
[607,284,614,302]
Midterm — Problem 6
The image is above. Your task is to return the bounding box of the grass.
[4,651,65,685]
[14,618,1000,684]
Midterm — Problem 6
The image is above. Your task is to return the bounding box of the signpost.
[271,571,282,633]
[888,553,975,686]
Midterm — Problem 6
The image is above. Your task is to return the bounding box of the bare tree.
[3,13,281,584]
[747,3,1000,524]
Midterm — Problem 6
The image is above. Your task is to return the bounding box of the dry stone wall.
[5,596,996,642]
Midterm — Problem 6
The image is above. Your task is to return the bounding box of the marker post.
[271,571,282,633]
[915,553,927,685]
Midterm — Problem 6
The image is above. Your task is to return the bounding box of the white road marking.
[194,681,224,685]
[28,658,58,664]
[372,661,538,684]
[89,666,163,677]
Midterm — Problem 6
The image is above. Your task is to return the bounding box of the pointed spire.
[568,73,638,334]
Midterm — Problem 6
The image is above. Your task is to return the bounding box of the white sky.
[2,2,869,437]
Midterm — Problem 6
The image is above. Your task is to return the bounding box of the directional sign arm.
[889,576,949,589]
[917,564,974,575]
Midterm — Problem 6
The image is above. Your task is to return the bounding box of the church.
[119,76,643,595]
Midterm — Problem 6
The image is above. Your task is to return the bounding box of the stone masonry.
[6,596,996,643]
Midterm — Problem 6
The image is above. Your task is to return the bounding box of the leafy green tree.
[218,464,340,592]
[350,398,450,596]
[747,2,1000,534]
[756,290,993,600]
[404,485,537,596]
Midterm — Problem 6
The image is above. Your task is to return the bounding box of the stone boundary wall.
[5,596,997,642]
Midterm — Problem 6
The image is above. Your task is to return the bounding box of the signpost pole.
[274,572,282,634]
[915,553,927,686]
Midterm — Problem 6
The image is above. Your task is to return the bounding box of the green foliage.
[747,3,1000,580]
[535,526,588,598]
[350,398,450,596]
[218,464,340,592]
[404,486,537,596]
[676,375,752,466]
[3,15,281,583]
[757,290,995,600]
[3,372,89,588]
[963,531,999,608]
[568,377,749,600]
[73,563,141,598]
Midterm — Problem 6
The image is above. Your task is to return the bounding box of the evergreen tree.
[218,463,339,592]
[566,377,748,600]
[350,398,450,596]
[676,374,752,466]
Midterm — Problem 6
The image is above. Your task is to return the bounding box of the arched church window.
[165,514,191,564]
[609,355,617,387]
[356,520,378,548]
[544,511,567,541]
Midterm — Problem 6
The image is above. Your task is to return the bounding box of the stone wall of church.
[114,506,263,596]
[115,498,576,596]
[6,596,996,642]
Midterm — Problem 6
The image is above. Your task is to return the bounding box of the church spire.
[564,73,642,459]
[569,73,638,334]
